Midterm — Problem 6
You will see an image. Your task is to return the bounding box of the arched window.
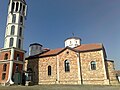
[20,16,23,25]
[12,14,16,23]
[16,54,20,61]
[16,2,19,12]
[23,5,25,14]
[3,64,7,72]
[19,27,22,36]
[16,64,19,72]
[2,73,6,80]
[9,38,14,47]
[48,66,51,76]
[19,3,22,12]
[11,2,15,12]
[64,60,70,72]
[11,25,15,35]
[4,53,8,60]
[91,61,96,70]
[18,39,21,49]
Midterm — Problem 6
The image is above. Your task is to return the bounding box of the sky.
[0,0,120,70]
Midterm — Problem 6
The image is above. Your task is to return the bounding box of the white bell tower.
[0,0,27,85]
[4,0,27,49]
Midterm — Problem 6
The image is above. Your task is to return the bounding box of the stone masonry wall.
[39,56,57,84]
[80,50,108,85]
[106,60,119,85]
[58,49,80,84]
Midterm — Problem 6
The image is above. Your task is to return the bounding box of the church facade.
[25,37,119,85]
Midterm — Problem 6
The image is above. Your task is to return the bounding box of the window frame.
[18,39,21,49]
[12,14,16,23]
[11,25,15,35]
[9,38,14,47]
[3,64,7,72]
[91,61,96,70]
[64,60,70,72]
[2,73,6,80]
[4,53,8,60]
[48,66,52,76]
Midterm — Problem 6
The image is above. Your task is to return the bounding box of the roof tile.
[75,43,103,51]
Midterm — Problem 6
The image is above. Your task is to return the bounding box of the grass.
[0,85,120,90]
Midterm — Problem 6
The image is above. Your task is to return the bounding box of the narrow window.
[23,5,25,14]
[11,25,15,35]
[4,53,8,60]
[12,14,16,23]
[19,3,22,12]
[11,2,15,12]
[64,60,70,72]
[16,54,20,61]
[16,2,19,12]
[19,27,22,36]
[3,64,7,72]
[16,64,19,72]
[2,73,6,80]
[9,38,14,47]
[91,61,96,70]
[48,66,51,76]
[20,16,23,25]
[18,39,21,49]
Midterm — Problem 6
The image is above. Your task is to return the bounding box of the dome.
[64,37,81,48]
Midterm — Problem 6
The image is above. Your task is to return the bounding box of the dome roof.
[64,37,81,42]
[29,43,43,47]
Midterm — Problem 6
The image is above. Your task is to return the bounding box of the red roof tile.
[40,48,64,57]
[39,43,103,57]
[75,43,103,51]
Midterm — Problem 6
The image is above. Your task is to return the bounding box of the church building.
[0,0,120,86]
[25,37,119,85]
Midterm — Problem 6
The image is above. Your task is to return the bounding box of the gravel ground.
[0,85,120,90]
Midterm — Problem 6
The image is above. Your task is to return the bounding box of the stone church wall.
[106,60,119,85]
[80,50,109,85]
[39,56,57,84]
[58,49,80,84]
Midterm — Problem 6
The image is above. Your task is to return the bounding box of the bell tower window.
[12,14,16,23]
[16,54,20,61]
[2,73,6,80]
[11,2,15,12]
[11,25,15,35]
[16,64,19,72]
[23,5,25,14]
[20,16,23,25]
[19,3,22,12]
[9,38,14,47]
[19,27,22,36]
[4,54,8,60]
[18,39,21,49]
[16,2,19,12]
[3,64,7,72]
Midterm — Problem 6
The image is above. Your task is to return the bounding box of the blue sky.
[0,0,120,69]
